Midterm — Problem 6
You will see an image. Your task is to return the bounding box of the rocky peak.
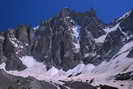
[59,8,73,17]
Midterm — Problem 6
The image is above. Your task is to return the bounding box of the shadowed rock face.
[36,8,105,70]
[0,8,133,71]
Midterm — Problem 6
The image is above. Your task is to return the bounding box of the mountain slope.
[0,8,133,89]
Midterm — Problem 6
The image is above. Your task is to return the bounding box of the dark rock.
[127,48,133,58]
[115,71,133,80]
[120,84,124,86]
[63,81,97,89]
[0,69,59,89]
[5,56,26,71]
[99,85,118,89]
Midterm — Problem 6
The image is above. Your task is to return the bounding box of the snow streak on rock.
[71,25,81,53]
[117,10,132,21]
[95,23,120,43]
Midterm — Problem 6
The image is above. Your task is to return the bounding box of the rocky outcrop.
[115,71,133,80]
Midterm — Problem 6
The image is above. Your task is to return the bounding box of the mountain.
[0,8,133,89]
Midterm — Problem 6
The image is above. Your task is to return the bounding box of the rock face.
[0,8,133,71]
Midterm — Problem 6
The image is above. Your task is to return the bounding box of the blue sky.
[0,0,132,30]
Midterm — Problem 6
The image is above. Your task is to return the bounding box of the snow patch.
[94,35,107,43]
[33,26,39,30]
[113,41,133,57]
[103,23,120,33]
[71,25,81,53]
[20,56,40,68]
[119,26,130,40]
[95,23,120,43]
[84,53,90,58]
[0,41,133,89]
[71,25,80,40]
[66,64,95,76]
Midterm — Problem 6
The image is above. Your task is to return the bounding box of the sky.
[0,0,133,30]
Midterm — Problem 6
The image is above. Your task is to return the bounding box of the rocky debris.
[0,69,29,89]
[0,69,58,89]
[62,81,97,89]
[0,69,100,89]
[99,85,118,89]
[115,71,133,80]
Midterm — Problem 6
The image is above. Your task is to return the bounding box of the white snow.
[103,23,120,33]
[94,35,107,43]
[71,25,80,39]
[0,36,5,40]
[84,53,90,58]
[9,35,19,48]
[95,23,120,43]
[119,26,130,40]
[0,42,133,88]
[20,56,40,68]
[0,56,95,82]
[46,67,59,76]
[66,41,133,89]
[33,26,39,30]
[117,10,132,21]
[0,39,133,89]
[8,32,24,50]
[119,41,133,54]
[71,25,81,53]
[72,42,80,53]
[65,64,95,76]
